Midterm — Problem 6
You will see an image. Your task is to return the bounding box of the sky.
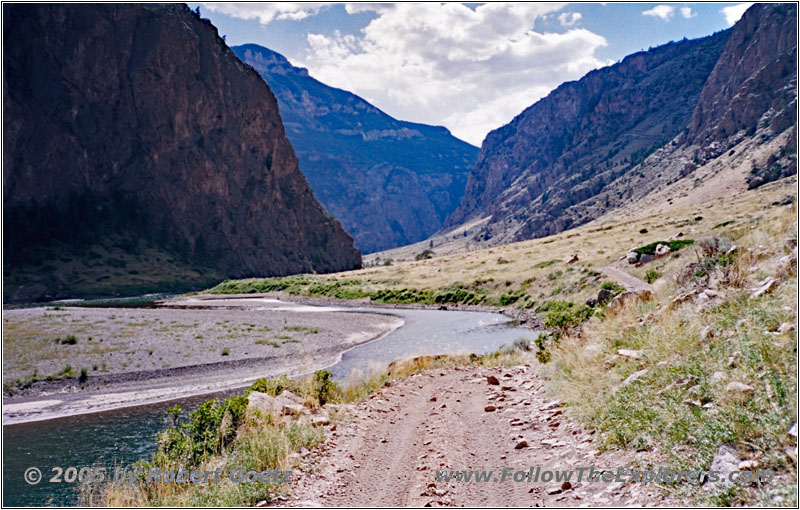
[191,2,754,146]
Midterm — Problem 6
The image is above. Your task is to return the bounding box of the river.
[3,302,537,506]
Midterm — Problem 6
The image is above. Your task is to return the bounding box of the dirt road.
[286,363,672,506]
[600,264,653,293]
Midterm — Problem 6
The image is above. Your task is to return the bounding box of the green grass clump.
[54,334,78,345]
[633,239,694,255]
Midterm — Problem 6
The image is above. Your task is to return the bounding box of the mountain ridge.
[232,44,478,253]
[3,4,361,301]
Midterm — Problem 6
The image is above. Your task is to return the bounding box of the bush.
[313,370,339,406]
[415,249,435,261]
[246,375,303,398]
[537,300,593,335]
[601,281,625,295]
[645,269,661,284]
[55,335,78,345]
[155,395,249,466]
[633,239,694,255]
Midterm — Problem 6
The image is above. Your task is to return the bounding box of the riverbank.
[2,296,403,424]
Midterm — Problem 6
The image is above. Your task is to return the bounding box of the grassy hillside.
[206,175,797,505]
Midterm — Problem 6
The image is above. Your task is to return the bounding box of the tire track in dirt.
[286,362,674,506]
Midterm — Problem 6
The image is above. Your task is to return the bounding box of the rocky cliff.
[446,31,730,243]
[445,3,796,247]
[232,44,478,253]
[3,4,360,300]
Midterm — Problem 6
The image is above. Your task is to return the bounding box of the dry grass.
[543,201,797,506]
[211,177,795,311]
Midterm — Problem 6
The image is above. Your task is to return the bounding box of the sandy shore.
[2,295,403,424]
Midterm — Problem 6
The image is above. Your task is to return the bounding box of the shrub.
[633,239,694,255]
[246,375,303,398]
[601,281,625,295]
[55,335,78,345]
[537,300,593,334]
[313,370,339,406]
[155,395,249,466]
[415,249,435,261]
[645,269,661,284]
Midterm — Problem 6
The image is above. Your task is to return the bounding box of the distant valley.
[232,44,478,254]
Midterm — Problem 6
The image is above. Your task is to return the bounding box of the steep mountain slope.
[3,4,360,301]
[445,31,730,244]
[444,3,796,249]
[232,44,478,253]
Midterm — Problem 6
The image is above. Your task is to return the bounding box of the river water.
[3,303,536,506]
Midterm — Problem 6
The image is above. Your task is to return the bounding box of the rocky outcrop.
[232,44,478,253]
[3,4,360,299]
[686,4,797,152]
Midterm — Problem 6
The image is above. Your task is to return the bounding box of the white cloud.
[558,12,582,27]
[297,3,608,145]
[642,5,675,21]
[680,7,696,19]
[201,3,325,24]
[721,3,754,26]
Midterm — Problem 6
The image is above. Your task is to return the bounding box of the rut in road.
[285,363,673,507]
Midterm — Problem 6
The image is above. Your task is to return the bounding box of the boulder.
[638,253,655,264]
[704,445,739,489]
[655,244,671,257]
[696,289,724,311]
[247,391,279,417]
[626,251,640,264]
[700,326,715,340]
[725,381,755,395]
[617,349,643,359]
[607,290,653,314]
[597,288,613,304]
[670,291,698,309]
[585,298,598,308]
[750,277,778,298]
[777,322,796,334]
[566,254,579,264]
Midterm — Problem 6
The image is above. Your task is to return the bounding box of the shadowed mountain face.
[446,3,796,247]
[3,4,360,301]
[232,44,478,254]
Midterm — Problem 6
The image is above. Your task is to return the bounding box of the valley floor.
[2,297,402,423]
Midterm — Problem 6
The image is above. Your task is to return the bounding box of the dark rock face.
[446,32,730,242]
[232,44,478,254]
[3,4,360,298]
[687,4,797,149]
[684,3,797,188]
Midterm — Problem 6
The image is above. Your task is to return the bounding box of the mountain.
[232,44,478,253]
[445,3,796,247]
[3,4,360,301]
